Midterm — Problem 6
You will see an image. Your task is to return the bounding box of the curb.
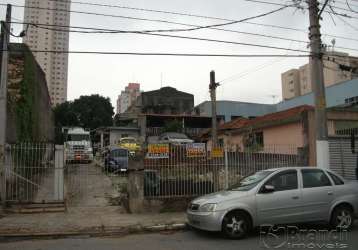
[0,223,188,241]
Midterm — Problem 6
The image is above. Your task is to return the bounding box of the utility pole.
[209,70,219,147]
[308,0,330,169]
[0,4,11,207]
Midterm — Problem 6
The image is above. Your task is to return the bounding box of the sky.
[1,0,358,109]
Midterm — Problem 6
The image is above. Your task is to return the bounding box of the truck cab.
[64,127,94,163]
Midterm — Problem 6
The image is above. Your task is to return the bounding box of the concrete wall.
[263,123,304,150]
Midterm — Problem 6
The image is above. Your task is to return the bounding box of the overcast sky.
[2,0,358,108]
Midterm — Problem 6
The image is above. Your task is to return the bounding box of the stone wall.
[6,43,54,143]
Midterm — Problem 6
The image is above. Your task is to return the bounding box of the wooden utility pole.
[0,4,11,207]
[308,0,330,169]
[209,70,219,147]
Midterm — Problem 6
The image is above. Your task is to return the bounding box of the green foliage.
[163,119,182,133]
[53,94,114,131]
[53,101,79,128]
[14,50,37,141]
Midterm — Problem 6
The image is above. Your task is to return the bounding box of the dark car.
[104,147,129,173]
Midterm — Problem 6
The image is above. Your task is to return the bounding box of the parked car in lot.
[187,167,358,239]
[118,137,141,156]
[103,147,129,173]
[159,132,194,145]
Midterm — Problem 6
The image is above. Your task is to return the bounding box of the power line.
[3,2,358,50]
[242,0,358,18]
[332,0,358,9]
[19,1,358,43]
[329,4,358,31]
[218,57,286,84]
[346,0,358,13]
[3,48,311,57]
[11,22,311,53]
[46,2,293,34]
[11,18,312,45]
[42,4,291,35]
[4,2,310,37]
[12,21,358,53]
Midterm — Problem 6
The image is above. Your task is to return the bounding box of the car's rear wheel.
[222,211,251,239]
[330,205,354,230]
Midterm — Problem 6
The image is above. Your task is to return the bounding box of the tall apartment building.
[281,51,358,100]
[23,0,71,106]
[116,83,141,114]
[281,69,301,100]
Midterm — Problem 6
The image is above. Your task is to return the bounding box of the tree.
[53,94,114,131]
[53,101,79,128]
[163,119,182,133]
[73,94,114,130]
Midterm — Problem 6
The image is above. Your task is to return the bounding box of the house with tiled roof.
[202,105,358,166]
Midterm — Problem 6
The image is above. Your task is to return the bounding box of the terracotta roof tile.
[219,117,249,130]
[243,105,314,127]
[218,105,314,131]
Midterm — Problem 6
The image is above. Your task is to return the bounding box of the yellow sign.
[147,144,169,159]
[186,143,206,158]
[211,147,224,158]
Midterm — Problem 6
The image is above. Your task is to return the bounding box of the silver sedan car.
[187,167,358,239]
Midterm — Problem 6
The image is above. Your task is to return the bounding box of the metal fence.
[143,144,301,199]
[329,136,358,180]
[335,127,358,136]
[4,143,64,204]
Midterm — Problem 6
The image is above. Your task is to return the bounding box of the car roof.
[120,137,136,140]
[263,166,330,172]
[107,146,128,151]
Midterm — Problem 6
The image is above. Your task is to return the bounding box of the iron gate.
[4,143,64,204]
[329,136,358,180]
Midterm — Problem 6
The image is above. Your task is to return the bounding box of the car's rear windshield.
[229,170,274,191]
[110,149,128,157]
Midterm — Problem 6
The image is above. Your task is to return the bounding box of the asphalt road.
[1,226,358,250]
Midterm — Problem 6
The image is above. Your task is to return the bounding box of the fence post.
[54,145,64,201]
[224,146,229,189]
[127,154,145,213]
[0,145,5,209]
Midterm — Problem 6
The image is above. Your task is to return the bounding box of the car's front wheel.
[330,205,354,230]
[222,211,251,239]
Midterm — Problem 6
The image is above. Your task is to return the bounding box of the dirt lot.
[65,162,127,208]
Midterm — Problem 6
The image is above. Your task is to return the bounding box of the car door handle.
[292,196,299,200]
[328,191,333,196]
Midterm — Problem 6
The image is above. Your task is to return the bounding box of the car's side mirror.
[262,185,275,193]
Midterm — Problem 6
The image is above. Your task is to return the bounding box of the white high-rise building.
[23,0,71,106]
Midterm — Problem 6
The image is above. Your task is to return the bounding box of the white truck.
[64,127,94,163]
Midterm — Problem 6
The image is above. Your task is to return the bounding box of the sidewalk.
[0,207,187,238]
